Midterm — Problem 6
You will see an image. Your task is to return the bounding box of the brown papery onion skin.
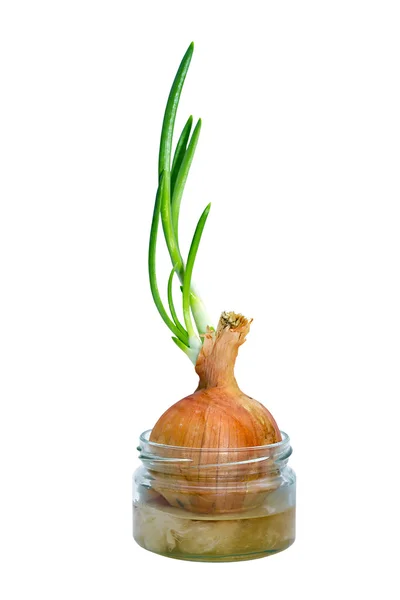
[150,312,281,514]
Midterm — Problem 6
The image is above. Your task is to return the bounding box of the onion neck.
[195,312,252,390]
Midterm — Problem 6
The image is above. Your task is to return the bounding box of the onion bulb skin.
[150,312,281,514]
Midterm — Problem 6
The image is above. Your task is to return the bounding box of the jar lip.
[139,429,290,452]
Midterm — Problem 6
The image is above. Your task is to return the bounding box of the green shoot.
[182,203,211,349]
[171,118,202,240]
[148,177,189,346]
[171,116,193,194]
[171,336,199,364]
[159,43,194,176]
[167,267,186,336]
[149,42,213,362]
[159,170,184,280]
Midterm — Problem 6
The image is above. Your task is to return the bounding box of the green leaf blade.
[182,203,211,343]
[168,267,187,336]
[148,175,189,346]
[159,170,184,280]
[171,115,193,195]
[171,118,202,238]
[158,42,194,177]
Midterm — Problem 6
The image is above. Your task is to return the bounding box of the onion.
[145,45,281,513]
[151,312,280,448]
[150,313,281,513]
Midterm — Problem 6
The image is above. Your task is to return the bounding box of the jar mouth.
[139,429,290,453]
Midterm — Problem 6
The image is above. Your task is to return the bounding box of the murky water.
[133,483,295,562]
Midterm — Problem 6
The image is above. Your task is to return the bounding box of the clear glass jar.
[132,429,296,562]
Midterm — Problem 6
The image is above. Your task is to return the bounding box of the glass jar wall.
[133,430,296,562]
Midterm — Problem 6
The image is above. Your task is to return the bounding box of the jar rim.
[139,429,290,453]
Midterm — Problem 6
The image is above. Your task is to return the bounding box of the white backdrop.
[0,1,399,598]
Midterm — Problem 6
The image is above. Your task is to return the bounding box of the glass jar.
[132,429,296,562]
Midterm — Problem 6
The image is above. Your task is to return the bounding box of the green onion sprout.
[148,42,212,363]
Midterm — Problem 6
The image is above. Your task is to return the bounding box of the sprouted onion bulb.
[147,43,281,513]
